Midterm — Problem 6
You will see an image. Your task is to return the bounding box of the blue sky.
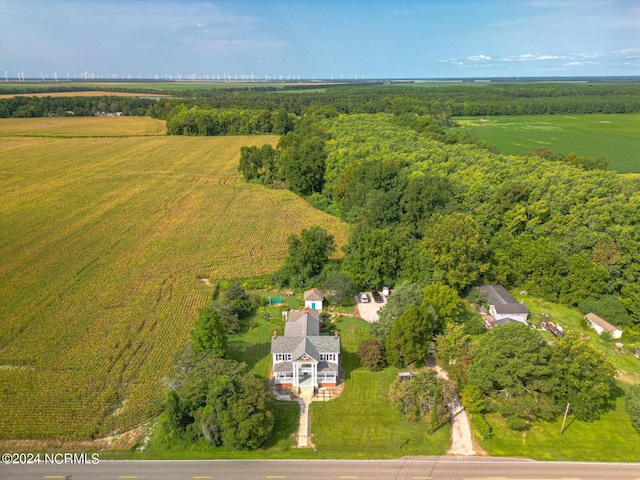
[1,0,639,79]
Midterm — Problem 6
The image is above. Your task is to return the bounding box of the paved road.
[2,457,639,480]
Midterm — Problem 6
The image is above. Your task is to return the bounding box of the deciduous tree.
[191,307,227,357]
[468,323,554,429]
[388,371,452,432]
[549,332,616,421]
[357,339,386,371]
[385,305,434,367]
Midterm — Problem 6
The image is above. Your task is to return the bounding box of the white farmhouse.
[478,284,529,325]
[271,309,340,394]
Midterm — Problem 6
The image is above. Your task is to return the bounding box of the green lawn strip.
[310,369,449,458]
[454,114,640,173]
[472,387,640,462]
[310,316,449,458]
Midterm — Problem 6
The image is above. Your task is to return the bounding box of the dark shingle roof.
[478,284,529,315]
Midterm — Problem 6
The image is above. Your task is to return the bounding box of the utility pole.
[560,403,570,434]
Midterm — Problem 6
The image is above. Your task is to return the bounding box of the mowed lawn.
[227,314,449,458]
[310,317,449,458]
[455,113,640,173]
[0,117,349,440]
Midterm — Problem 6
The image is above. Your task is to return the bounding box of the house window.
[275,354,292,362]
[321,353,336,362]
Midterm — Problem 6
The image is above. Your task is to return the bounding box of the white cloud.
[501,53,568,62]
[468,55,492,62]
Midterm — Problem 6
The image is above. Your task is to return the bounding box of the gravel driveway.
[356,294,386,322]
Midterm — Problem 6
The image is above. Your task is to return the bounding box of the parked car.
[372,291,384,303]
[359,292,370,303]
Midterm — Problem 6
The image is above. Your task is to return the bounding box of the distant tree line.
[153,83,640,120]
[4,82,640,119]
[0,95,156,117]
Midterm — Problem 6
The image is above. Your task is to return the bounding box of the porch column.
[293,362,298,386]
[312,362,317,386]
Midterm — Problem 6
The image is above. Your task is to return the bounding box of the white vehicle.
[359,292,369,303]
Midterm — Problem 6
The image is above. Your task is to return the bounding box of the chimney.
[273,330,277,339]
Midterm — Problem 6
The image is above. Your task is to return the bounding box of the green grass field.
[455,114,640,173]
[474,390,639,462]
[310,317,449,458]
[0,117,349,441]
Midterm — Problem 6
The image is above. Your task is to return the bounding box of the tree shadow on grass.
[261,401,300,449]
[227,341,270,371]
[339,350,361,382]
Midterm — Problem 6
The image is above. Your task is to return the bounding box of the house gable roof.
[585,312,621,333]
[304,288,324,301]
[478,284,529,315]
[284,311,321,337]
[271,308,340,357]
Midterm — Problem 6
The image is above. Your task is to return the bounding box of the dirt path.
[430,364,477,456]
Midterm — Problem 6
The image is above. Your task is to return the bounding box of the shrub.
[357,339,386,371]
[626,384,640,433]
[469,413,492,440]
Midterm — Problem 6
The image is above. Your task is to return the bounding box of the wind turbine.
[54,71,58,82]
[82,71,88,81]
[66,73,70,81]
[4,71,7,82]
[20,71,25,81]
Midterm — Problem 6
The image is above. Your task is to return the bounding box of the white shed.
[585,313,622,339]
[304,288,324,311]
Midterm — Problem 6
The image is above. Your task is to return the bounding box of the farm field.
[0,118,350,441]
[454,113,640,173]
[0,91,170,99]
[0,116,166,136]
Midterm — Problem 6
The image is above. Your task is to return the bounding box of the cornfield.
[0,118,349,439]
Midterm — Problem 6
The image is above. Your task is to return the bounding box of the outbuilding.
[585,312,623,339]
[304,288,324,310]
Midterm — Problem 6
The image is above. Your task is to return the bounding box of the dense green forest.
[155,83,640,116]
[237,110,640,336]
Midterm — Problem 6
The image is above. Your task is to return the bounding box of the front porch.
[273,359,338,388]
